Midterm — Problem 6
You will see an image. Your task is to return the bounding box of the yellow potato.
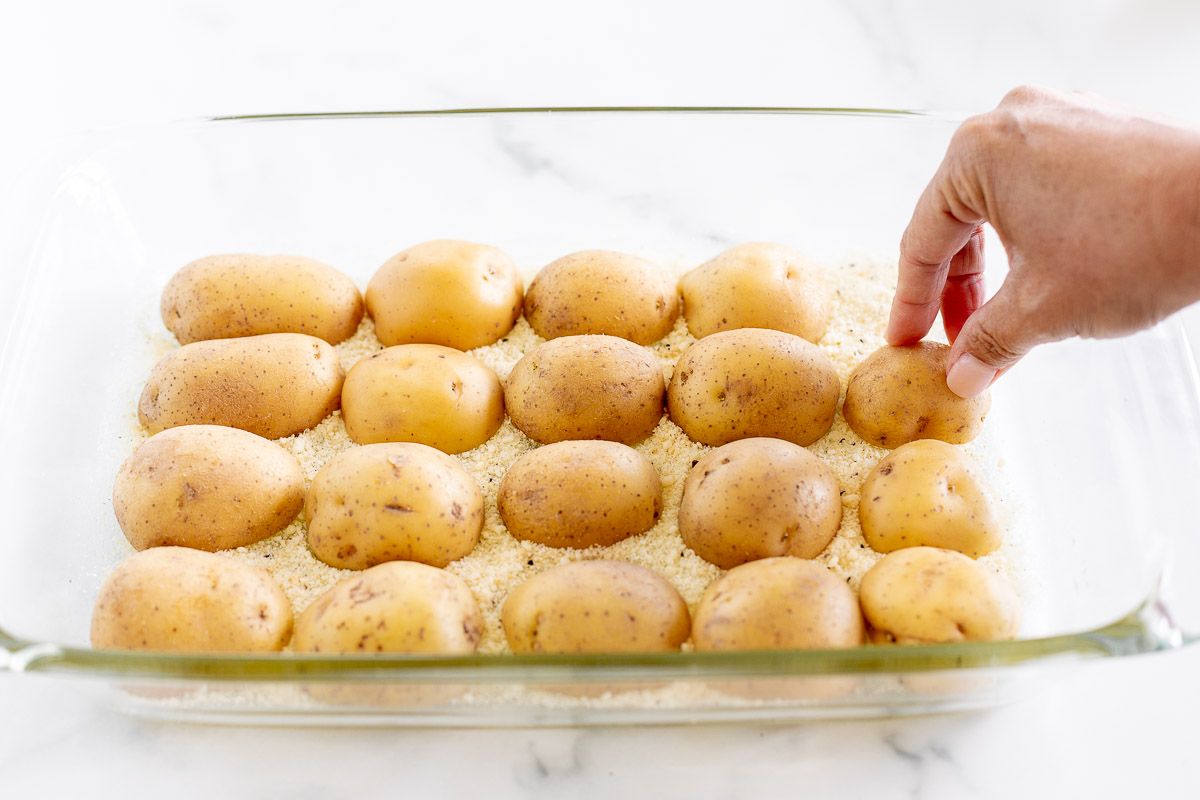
[524,250,679,344]
[692,557,865,651]
[679,437,841,568]
[293,561,483,654]
[843,342,990,448]
[161,254,363,345]
[501,560,690,653]
[341,344,504,453]
[306,443,483,570]
[113,425,304,551]
[505,335,665,444]
[859,439,1001,557]
[366,240,524,349]
[497,441,662,548]
[859,547,1020,643]
[138,333,344,439]
[90,547,292,652]
[679,242,833,342]
[667,328,839,446]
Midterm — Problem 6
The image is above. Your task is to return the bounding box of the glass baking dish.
[1,108,1198,726]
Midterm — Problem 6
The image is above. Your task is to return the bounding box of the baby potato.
[859,547,1020,643]
[679,437,841,568]
[161,254,363,345]
[524,250,679,344]
[306,443,483,570]
[138,333,344,439]
[341,344,504,453]
[679,242,833,342]
[497,441,662,548]
[501,560,690,654]
[505,335,665,445]
[692,557,865,651]
[843,342,991,448]
[667,328,840,446]
[113,425,304,551]
[859,439,1001,557]
[292,561,483,654]
[90,547,292,653]
[366,240,524,350]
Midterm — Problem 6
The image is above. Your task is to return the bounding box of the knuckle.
[1000,84,1046,107]
[969,317,1024,365]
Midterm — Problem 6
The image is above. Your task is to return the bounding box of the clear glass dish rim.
[0,106,1189,683]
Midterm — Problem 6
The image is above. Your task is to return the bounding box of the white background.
[2,1,1200,797]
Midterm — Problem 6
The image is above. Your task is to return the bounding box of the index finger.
[886,167,985,345]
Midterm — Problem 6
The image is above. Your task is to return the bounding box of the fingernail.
[946,354,997,398]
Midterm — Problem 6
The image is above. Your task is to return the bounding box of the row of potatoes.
[93,239,1015,656]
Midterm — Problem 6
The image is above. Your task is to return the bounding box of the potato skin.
[161,254,363,345]
[667,328,839,446]
[501,560,690,654]
[505,335,665,445]
[113,425,304,552]
[843,342,990,448]
[692,557,865,651]
[341,344,504,454]
[292,561,483,654]
[859,439,1001,557]
[306,443,483,570]
[524,250,679,344]
[498,441,662,548]
[366,240,523,350]
[860,547,1019,643]
[679,242,833,342]
[90,547,292,652]
[138,333,344,439]
[679,438,841,568]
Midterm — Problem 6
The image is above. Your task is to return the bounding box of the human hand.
[887,86,1200,397]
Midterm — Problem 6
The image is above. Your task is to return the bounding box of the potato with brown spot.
[692,557,865,651]
[505,335,665,445]
[667,328,839,446]
[341,344,504,453]
[501,561,690,653]
[860,547,1020,643]
[138,333,344,439]
[679,242,833,342]
[679,437,841,568]
[90,547,292,652]
[292,561,483,654]
[859,439,1001,557]
[843,342,990,448]
[366,240,524,349]
[498,441,662,548]
[161,254,363,344]
[306,443,483,570]
[524,250,679,344]
[113,425,304,551]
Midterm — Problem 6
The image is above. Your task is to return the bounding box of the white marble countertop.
[3,1,1200,796]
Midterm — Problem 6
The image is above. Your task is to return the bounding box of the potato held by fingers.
[843,342,990,448]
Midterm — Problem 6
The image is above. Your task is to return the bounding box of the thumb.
[945,281,1039,398]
